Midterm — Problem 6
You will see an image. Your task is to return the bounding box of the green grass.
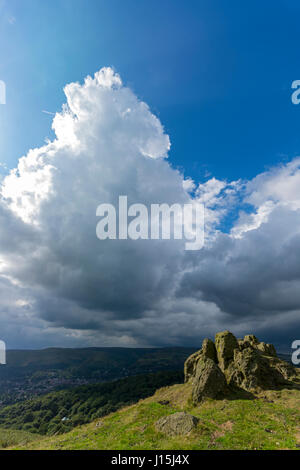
[0,428,40,449]
[11,383,300,450]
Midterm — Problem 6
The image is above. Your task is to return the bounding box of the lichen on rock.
[215,330,239,371]
[202,338,217,363]
[192,357,228,404]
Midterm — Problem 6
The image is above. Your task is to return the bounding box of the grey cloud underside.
[0,67,300,350]
[179,207,300,317]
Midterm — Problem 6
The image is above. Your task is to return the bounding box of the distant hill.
[4,346,199,371]
[0,346,197,404]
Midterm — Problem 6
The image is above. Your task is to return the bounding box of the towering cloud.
[0,67,300,350]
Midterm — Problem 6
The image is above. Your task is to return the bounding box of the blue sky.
[1,0,300,182]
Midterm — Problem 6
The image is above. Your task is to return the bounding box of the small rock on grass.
[155,412,199,436]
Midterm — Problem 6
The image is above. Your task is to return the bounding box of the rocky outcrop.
[155,412,199,436]
[184,331,297,402]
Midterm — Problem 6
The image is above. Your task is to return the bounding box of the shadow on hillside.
[225,376,300,402]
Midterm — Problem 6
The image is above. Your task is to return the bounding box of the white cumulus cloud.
[0,67,300,350]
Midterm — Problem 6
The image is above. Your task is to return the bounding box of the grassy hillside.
[0,370,183,435]
[0,428,39,449]
[13,373,300,450]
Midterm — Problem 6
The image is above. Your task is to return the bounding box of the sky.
[1,1,300,350]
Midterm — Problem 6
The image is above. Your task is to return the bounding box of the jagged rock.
[257,342,277,357]
[202,338,217,363]
[155,412,199,436]
[184,330,297,398]
[226,347,291,392]
[184,350,203,383]
[238,335,276,358]
[215,330,239,371]
[244,334,259,345]
[238,339,253,350]
[184,338,217,383]
[226,347,270,391]
[268,355,295,380]
[192,357,228,403]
